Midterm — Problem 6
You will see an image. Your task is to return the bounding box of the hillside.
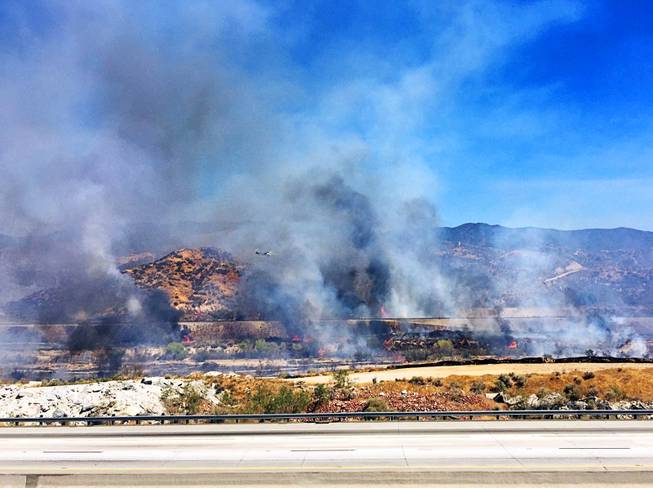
[435,224,653,313]
[123,248,242,320]
[109,224,653,317]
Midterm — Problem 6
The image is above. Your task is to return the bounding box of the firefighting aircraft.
[255,249,273,256]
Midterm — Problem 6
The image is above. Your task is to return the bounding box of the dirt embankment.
[3,365,653,419]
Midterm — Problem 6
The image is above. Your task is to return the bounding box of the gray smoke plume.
[2,0,629,363]
[0,0,283,324]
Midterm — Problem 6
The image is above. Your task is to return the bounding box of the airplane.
[255,249,273,256]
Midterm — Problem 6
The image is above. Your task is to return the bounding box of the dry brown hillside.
[123,248,242,320]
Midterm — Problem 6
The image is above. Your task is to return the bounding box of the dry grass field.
[292,362,653,386]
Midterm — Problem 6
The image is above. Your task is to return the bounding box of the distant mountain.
[439,223,653,253]
[3,224,653,322]
[435,224,653,313]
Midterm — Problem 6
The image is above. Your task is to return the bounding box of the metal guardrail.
[1,409,652,425]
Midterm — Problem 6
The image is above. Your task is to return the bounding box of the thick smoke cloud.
[0,0,613,362]
[0,0,282,324]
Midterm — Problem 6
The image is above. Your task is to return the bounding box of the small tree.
[333,369,351,390]
[313,384,331,407]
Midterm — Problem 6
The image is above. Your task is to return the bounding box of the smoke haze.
[3,0,645,359]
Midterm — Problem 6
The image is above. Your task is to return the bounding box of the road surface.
[1,420,653,486]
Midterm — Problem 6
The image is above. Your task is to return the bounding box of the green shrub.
[493,374,513,392]
[409,376,426,385]
[161,383,204,414]
[362,398,390,412]
[333,369,351,390]
[605,386,626,401]
[165,342,187,360]
[536,387,551,399]
[248,386,310,414]
[254,339,270,352]
[563,383,582,401]
[470,381,486,394]
[313,384,331,407]
[220,390,236,407]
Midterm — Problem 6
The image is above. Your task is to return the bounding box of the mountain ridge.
[3,223,653,321]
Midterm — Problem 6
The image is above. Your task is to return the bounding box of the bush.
[432,378,443,387]
[409,376,426,385]
[493,374,513,392]
[582,371,595,381]
[605,386,626,401]
[536,387,551,399]
[333,369,351,390]
[563,383,582,401]
[165,342,187,360]
[248,386,310,414]
[448,381,462,390]
[313,384,331,407]
[220,390,236,407]
[254,339,270,352]
[363,398,390,412]
[161,383,204,414]
[470,381,486,394]
[510,374,527,389]
[436,339,454,354]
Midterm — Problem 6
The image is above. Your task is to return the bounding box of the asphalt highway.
[0,420,652,486]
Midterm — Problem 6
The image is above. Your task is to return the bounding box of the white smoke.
[0,1,585,330]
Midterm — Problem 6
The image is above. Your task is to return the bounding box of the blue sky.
[2,0,653,231]
[272,0,653,230]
